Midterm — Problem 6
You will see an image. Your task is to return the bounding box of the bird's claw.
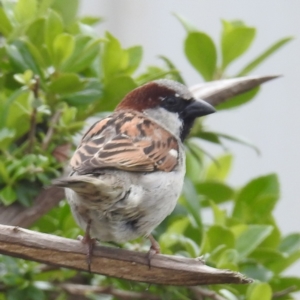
[80,220,96,272]
[147,234,160,269]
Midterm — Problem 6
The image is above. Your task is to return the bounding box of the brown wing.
[70,110,179,174]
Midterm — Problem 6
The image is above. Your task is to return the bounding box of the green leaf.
[45,9,63,56]
[181,178,202,229]
[210,201,227,226]
[235,225,273,257]
[53,33,75,67]
[217,87,259,110]
[185,32,217,81]
[270,250,300,274]
[125,46,143,75]
[196,181,234,204]
[241,262,273,282]
[62,36,102,72]
[217,248,239,271]
[159,56,185,84]
[48,73,85,94]
[0,89,29,130]
[100,76,137,111]
[209,245,228,262]
[197,131,221,144]
[185,139,204,165]
[166,217,190,235]
[52,0,79,26]
[250,248,284,266]
[174,13,198,32]
[213,131,260,154]
[22,40,47,70]
[14,0,37,23]
[233,174,280,222]
[206,153,233,181]
[185,147,203,182]
[8,285,46,300]
[246,283,272,300]
[179,236,200,257]
[279,234,300,255]
[0,161,9,184]
[65,78,103,106]
[37,0,55,16]
[26,18,45,49]
[80,16,103,26]
[221,20,256,69]
[0,128,15,150]
[202,225,235,254]
[270,276,300,294]
[0,186,17,206]
[102,32,129,80]
[6,40,43,78]
[0,6,12,36]
[5,91,32,139]
[238,37,293,76]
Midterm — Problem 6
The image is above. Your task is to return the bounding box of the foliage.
[0,0,296,299]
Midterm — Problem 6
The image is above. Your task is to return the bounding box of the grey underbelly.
[65,169,185,243]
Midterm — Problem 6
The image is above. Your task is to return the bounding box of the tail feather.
[52,175,123,199]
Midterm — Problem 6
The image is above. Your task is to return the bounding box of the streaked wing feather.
[70,111,179,174]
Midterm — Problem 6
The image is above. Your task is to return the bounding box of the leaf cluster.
[0,1,296,299]
[0,0,180,206]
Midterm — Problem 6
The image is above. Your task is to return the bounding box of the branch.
[272,286,297,298]
[189,74,280,106]
[42,110,62,151]
[0,187,64,227]
[0,224,252,286]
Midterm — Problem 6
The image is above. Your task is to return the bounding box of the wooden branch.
[0,187,64,227]
[0,224,252,286]
[189,74,280,106]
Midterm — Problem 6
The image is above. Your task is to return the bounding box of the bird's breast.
[66,150,186,243]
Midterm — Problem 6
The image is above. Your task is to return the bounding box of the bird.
[53,79,215,269]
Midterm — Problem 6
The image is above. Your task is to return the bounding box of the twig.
[189,74,280,106]
[190,287,226,300]
[27,76,40,153]
[0,186,64,227]
[0,224,252,286]
[272,286,297,298]
[60,283,161,300]
[42,110,62,151]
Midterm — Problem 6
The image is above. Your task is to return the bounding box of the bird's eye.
[164,96,177,106]
[161,95,185,113]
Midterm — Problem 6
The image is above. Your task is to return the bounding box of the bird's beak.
[182,99,216,119]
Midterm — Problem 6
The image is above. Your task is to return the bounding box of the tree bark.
[0,224,252,286]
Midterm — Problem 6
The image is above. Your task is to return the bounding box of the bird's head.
[116,79,216,141]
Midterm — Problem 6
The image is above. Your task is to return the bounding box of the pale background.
[80,0,300,275]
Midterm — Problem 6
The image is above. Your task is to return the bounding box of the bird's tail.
[52,175,124,199]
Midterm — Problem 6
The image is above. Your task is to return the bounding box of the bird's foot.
[78,219,95,272]
[147,234,160,269]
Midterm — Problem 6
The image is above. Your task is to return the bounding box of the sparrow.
[53,79,215,269]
